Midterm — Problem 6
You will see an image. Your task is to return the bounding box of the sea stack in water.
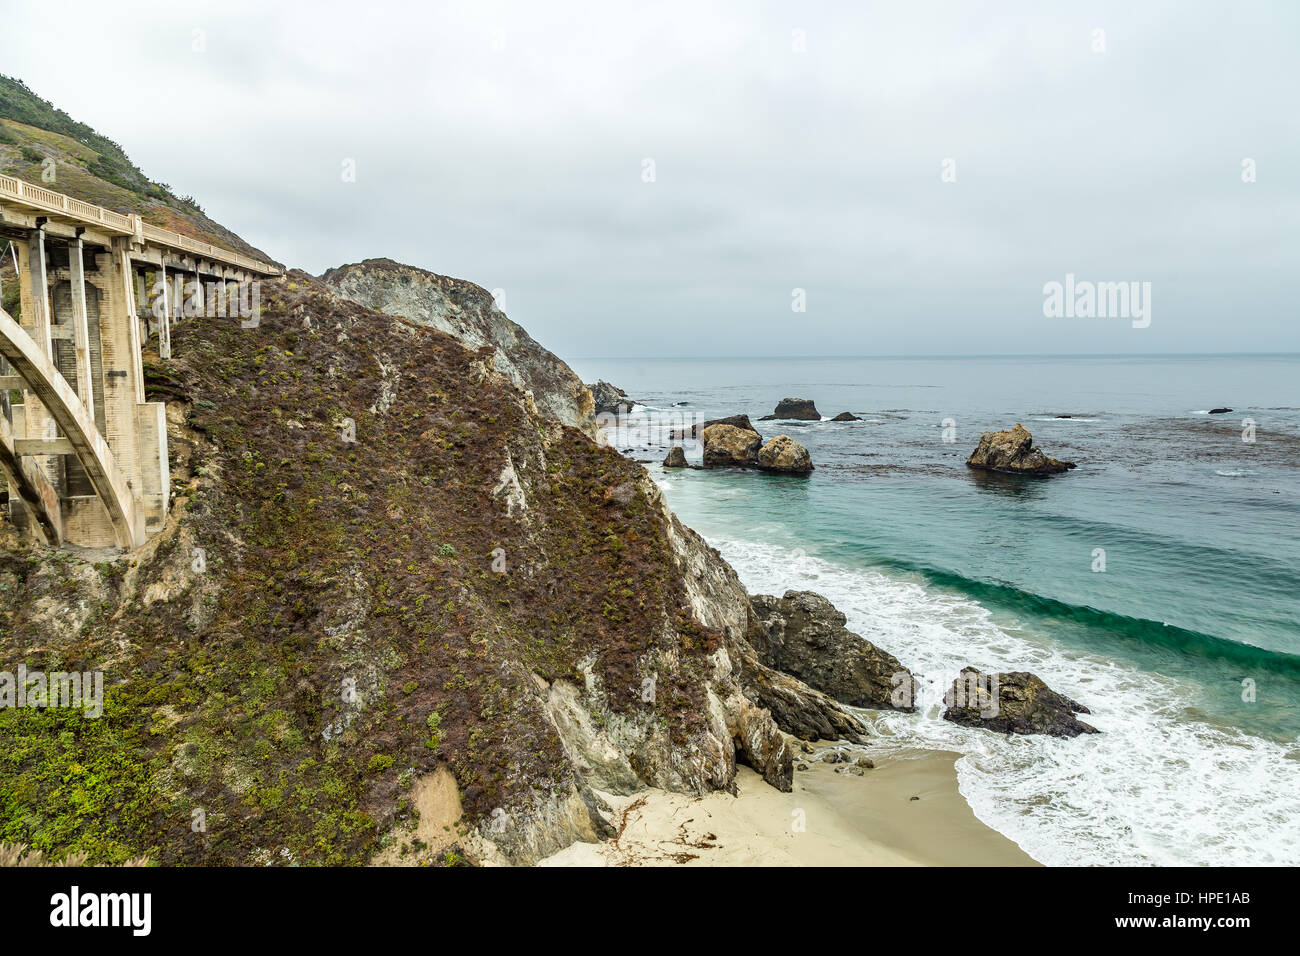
[760,397,821,421]
[587,380,634,414]
[830,412,862,422]
[942,668,1099,738]
[966,423,1075,475]
[701,423,762,468]
[757,435,814,474]
[662,445,688,468]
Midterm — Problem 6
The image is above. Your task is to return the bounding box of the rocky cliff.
[320,259,595,437]
[0,272,864,867]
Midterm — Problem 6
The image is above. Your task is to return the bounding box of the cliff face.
[0,272,850,866]
[320,260,595,437]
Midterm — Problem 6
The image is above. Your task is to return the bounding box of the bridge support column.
[159,262,172,359]
[24,227,52,359]
[12,230,64,531]
[68,234,95,422]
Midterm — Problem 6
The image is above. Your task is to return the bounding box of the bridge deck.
[0,174,282,277]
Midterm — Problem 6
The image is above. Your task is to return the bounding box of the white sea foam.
[708,536,1300,866]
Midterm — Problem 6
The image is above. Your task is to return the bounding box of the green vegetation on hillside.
[0,75,173,201]
[0,75,277,264]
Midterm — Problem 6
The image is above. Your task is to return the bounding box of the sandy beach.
[539,747,1038,866]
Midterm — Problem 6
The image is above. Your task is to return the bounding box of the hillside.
[0,75,276,264]
[0,270,871,865]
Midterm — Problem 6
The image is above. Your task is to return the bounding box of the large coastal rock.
[748,590,916,712]
[942,668,1099,738]
[966,424,1076,475]
[701,423,762,468]
[757,435,814,474]
[587,380,634,414]
[320,259,596,437]
[734,645,866,742]
[662,445,688,468]
[760,397,821,421]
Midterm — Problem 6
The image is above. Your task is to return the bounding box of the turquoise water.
[573,354,1300,865]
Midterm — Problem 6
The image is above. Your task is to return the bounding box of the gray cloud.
[4,0,1296,356]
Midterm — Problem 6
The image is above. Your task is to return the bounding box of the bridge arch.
[2,174,281,549]
[0,306,143,548]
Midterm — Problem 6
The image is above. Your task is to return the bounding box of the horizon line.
[569,350,1300,361]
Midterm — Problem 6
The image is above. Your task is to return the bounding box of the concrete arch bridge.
[0,175,281,549]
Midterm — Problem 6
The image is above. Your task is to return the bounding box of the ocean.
[570,354,1300,866]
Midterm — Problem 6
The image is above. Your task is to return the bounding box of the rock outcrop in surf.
[757,435,814,475]
[966,423,1076,475]
[662,445,688,468]
[760,397,821,421]
[699,427,815,475]
[702,423,763,468]
[748,590,916,711]
[942,668,1099,738]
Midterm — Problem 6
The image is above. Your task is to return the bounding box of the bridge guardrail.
[0,174,281,276]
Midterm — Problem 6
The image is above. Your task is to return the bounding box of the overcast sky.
[3,0,1297,357]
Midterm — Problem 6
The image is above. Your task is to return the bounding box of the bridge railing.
[139,223,277,276]
[0,174,281,276]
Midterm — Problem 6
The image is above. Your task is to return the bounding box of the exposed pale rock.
[966,423,1076,475]
[757,435,814,475]
[702,423,762,468]
[725,692,794,791]
[320,259,597,436]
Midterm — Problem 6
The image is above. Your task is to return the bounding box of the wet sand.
[539,747,1038,866]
